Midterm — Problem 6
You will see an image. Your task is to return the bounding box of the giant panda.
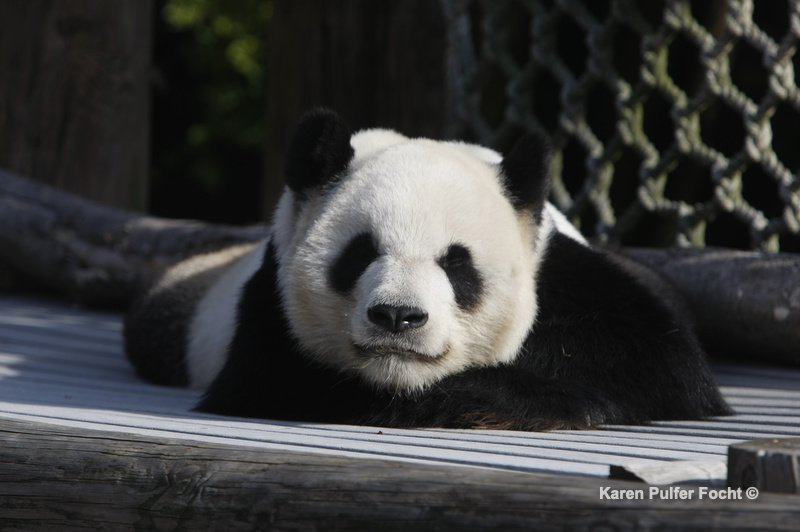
[124,108,730,430]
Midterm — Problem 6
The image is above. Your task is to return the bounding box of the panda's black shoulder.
[366,232,730,431]
[533,232,689,330]
[516,231,730,421]
[196,241,378,421]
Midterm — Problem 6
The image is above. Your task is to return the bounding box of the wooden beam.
[1,418,798,530]
[620,247,800,366]
[728,438,800,494]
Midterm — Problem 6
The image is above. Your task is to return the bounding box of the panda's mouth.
[353,343,444,365]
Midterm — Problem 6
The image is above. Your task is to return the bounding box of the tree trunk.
[0,0,152,210]
[263,0,449,215]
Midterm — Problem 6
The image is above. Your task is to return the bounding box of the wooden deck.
[1,295,799,529]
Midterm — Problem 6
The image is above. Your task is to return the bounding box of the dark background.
[1,0,797,250]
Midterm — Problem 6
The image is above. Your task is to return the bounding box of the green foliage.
[152,0,272,223]
[163,0,271,85]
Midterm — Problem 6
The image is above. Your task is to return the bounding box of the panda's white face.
[273,131,546,393]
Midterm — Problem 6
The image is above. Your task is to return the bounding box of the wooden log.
[1,417,799,531]
[620,247,800,366]
[0,168,264,308]
[728,438,800,494]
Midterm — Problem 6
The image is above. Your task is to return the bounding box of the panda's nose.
[367,304,428,333]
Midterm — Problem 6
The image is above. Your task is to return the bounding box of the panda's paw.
[453,386,631,431]
[448,410,593,431]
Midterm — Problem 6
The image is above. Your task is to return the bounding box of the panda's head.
[272,109,552,393]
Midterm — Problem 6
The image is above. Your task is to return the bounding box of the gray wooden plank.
[0,314,122,342]
[727,406,800,416]
[5,417,798,530]
[654,416,800,430]
[725,396,800,408]
[0,370,196,398]
[719,386,800,399]
[0,327,123,355]
[0,356,137,381]
[0,371,730,468]
[603,424,800,439]
[0,396,727,465]
[0,343,129,368]
[0,374,741,461]
[0,411,611,476]
[2,294,800,481]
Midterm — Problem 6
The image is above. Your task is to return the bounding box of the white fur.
[544,203,587,245]
[151,244,253,294]
[166,242,263,389]
[178,129,587,394]
[273,131,555,392]
[185,242,265,389]
[350,128,409,164]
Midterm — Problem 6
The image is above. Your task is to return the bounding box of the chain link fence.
[443,0,800,251]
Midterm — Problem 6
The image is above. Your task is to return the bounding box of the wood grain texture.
[0,169,264,306]
[621,247,800,366]
[263,0,449,215]
[1,417,799,532]
[0,0,153,210]
[1,296,800,529]
[728,438,800,493]
[2,296,800,483]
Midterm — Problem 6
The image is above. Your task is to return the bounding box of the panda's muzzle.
[367,304,428,333]
[353,343,443,365]
[356,304,445,364]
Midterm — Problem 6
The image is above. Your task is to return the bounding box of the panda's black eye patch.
[439,244,470,269]
[329,233,380,294]
[438,244,483,310]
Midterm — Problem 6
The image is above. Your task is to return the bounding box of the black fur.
[365,233,732,429]
[284,108,354,195]
[328,232,380,295]
[134,109,729,430]
[438,244,484,311]
[124,262,234,386]
[125,290,190,386]
[196,243,375,419]
[501,133,551,220]
[197,235,731,430]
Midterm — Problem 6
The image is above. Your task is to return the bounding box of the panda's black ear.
[284,108,354,194]
[501,133,552,220]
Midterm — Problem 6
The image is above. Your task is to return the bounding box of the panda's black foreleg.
[361,367,635,431]
[196,242,377,422]
[362,235,735,431]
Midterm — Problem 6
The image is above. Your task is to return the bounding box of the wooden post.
[728,439,800,493]
[262,0,450,215]
[0,0,153,210]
